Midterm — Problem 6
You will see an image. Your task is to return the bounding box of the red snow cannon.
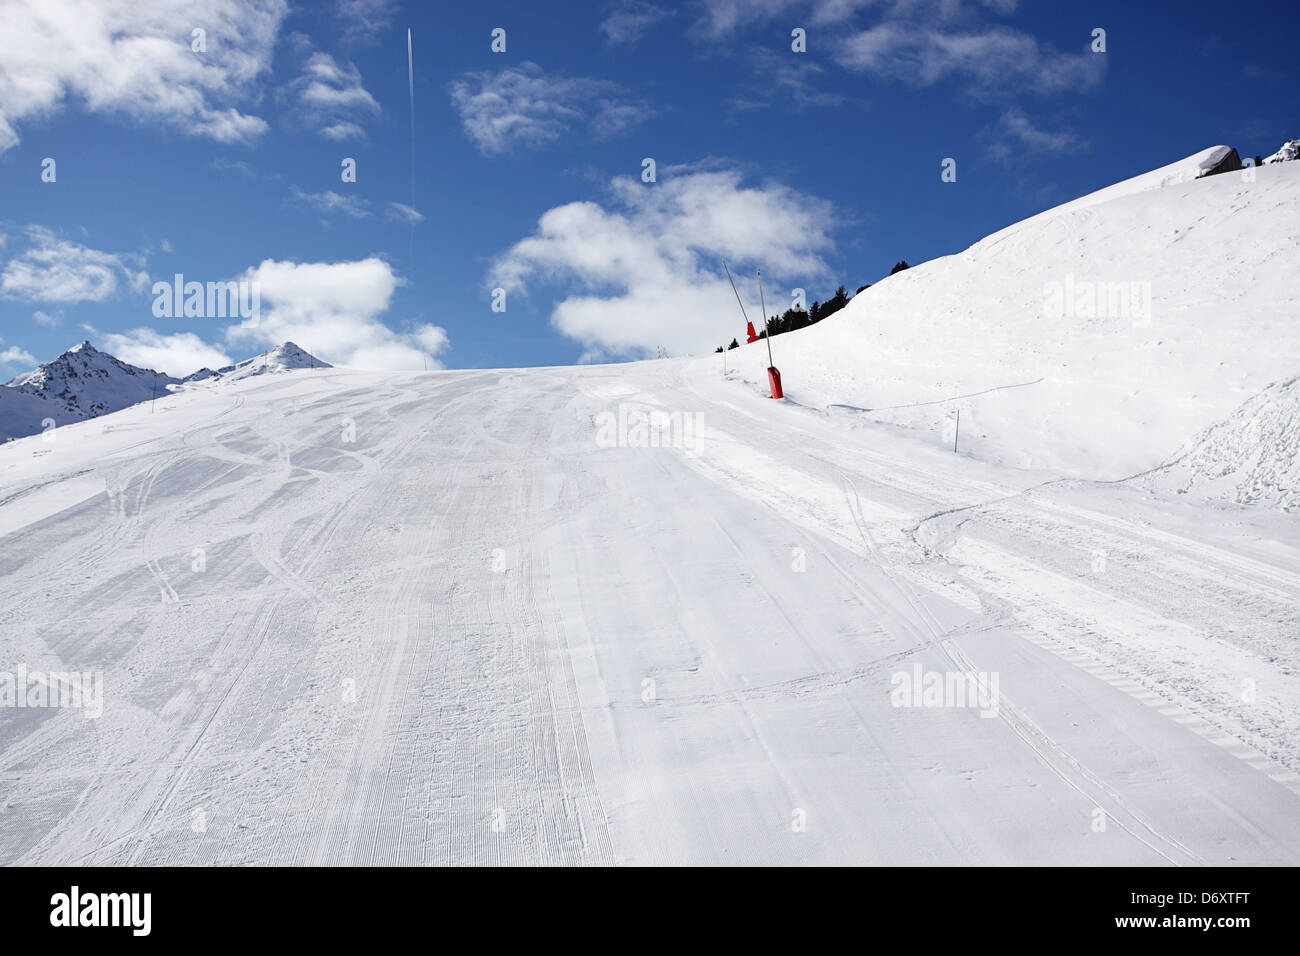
[746,321,759,344]
[767,366,783,399]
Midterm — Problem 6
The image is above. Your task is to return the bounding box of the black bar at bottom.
[0,866,1288,944]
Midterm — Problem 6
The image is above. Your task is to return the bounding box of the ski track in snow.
[0,360,1298,865]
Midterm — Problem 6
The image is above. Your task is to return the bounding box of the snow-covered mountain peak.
[183,342,331,385]
[6,340,176,395]
[0,341,180,442]
[264,341,327,370]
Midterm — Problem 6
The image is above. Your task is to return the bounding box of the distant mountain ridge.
[5,340,177,406]
[184,342,331,384]
[0,341,177,443]
[1,341,328,442]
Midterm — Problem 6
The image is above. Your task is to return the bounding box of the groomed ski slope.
[1,356,1298,865]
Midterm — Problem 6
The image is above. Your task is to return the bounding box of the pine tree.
[820,286,849,321]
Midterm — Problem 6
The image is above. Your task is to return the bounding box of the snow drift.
[1149,376,1300,511]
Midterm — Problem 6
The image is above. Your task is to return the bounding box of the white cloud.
[0,227,147,303]
[836,21,1103,96]
[289,189,425,225]
[335,0,397,44]
[0,0,287,153]
[489,167,836,357]
[224,258,449,370]
[733,48,848,113]
[290,186,371,219]
[600,2,674,46]
[447,62,652,156]
[411,324,448,355]
[695,0,800,36]
[985,107,1081,161]
[693,1,1098,98]
[0,345,37,367]
[34,310,62,327]
[320,120,366,141]
[291,51,380,140]
[213,157,256,177]
[386,202,425,224]
[101,329,233,377]
[699,0,1022,35]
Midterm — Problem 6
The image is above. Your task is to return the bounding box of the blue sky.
[0,0,1296,376]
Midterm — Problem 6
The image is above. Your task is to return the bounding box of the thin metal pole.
[954,409,960,453]
[722,260,750,327]
[757,268,773,368]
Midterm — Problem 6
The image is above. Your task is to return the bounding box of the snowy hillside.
[0,341,178,443]
[728,149,1300,479]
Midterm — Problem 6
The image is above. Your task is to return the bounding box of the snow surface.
[1,148,1298,865]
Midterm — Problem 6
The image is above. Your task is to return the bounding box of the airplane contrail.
[407,28,415,265]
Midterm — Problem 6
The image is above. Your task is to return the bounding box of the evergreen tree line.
[716,261,909,352]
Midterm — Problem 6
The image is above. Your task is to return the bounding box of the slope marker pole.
[758,268,782,398]
[722,259,750,327]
